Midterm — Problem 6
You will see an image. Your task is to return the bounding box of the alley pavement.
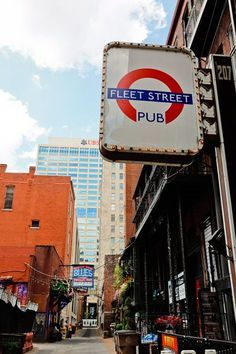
[31,328,116,354]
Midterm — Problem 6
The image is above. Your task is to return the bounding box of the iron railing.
[185,0,205,46]
[133,157,212,230]
[157,331,236,353]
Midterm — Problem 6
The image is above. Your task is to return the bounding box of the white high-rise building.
[36,137,125,294]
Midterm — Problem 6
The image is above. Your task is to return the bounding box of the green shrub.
[115,323,123,330]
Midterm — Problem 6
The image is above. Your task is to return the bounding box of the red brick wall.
[167,0,232,56]
[0,246,33,283]
[0,164,75,305]
[29,245,66,312]
[104,255,119,312]
[211,7,231,54]
[0,165,75,267]
[166,0,188,47]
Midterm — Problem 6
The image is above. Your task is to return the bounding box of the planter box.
[0,333,26,354]
[114,330,139,347]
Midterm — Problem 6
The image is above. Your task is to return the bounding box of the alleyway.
[32,328,116,354]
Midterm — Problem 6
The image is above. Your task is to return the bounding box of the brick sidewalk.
[101,336,116,354]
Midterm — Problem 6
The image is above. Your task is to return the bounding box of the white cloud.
[0,90,48,171]
[0,0,167,71]
[32,74,42,88]
[19,145,38,159]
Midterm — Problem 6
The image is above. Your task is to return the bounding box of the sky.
[0,0,177,171]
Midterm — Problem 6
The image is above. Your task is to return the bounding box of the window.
[78,179,87,184]
[120,183,124,190]
[69,168,77,173]
[84,250,97,256]
[39,146,49,153]
[79,148,89,156]
[111,225,115,233]
[86,231,97,236]
[88,191,98,195]
[69,148,79,155]
[88,180,98,184]
[4,186,14,209]
[49,147,59,154]
[77,208,86,217]
[89,149,99,157]
[79,168,88,173]
[78,201,87,207]
[87,223,97,230]
[88,196,97,200]
[111,214,115,222]
[77,185,86,190]
[87,208,97,218]
[31,220,40,228]
[111,193,115,201]
[119,226,124,234]
[119,214,123,222]
[120,173,123,179]
[88,202,97,207]
[84,257,96,263]
[112,173,116,180]
[111,183,115,190]
[59,147,69,155]
[88,185,97,189]
[111,204,115,212]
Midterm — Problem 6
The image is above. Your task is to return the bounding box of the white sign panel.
[100,42,203,165]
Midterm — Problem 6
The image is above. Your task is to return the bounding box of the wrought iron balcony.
[185,0,227,57]
[185,0,205,47]
[133,156,212,232]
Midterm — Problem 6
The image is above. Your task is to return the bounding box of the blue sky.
[0,0,177,171]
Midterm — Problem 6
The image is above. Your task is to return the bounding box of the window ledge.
[30,227,40,230]
[1,208,13,211]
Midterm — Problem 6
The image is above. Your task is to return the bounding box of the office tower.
[36,137,102,269]
[36,138,125,292]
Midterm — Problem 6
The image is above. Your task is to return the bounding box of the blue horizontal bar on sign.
[107,88,193,104]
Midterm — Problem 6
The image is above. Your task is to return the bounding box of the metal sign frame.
[99,42,203,165]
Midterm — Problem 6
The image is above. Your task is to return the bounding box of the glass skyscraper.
[36,137,102,267]
[36,137,125,300]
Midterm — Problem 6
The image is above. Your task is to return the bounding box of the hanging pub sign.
[99,42,203,165]
[72,265,94,289]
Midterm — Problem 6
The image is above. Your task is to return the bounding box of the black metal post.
[177,192,190,333]
[167,213,176,314]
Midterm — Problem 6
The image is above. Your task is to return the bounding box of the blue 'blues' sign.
[72,265,94,288]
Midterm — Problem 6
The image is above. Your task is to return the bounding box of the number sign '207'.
[216,64,232,81]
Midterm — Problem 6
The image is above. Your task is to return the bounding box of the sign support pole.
[211,54,236,323]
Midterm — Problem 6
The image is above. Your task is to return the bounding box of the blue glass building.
[36,138,102,267]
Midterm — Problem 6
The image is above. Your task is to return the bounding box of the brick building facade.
[119,0,236,343]
[0,164,76,340]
